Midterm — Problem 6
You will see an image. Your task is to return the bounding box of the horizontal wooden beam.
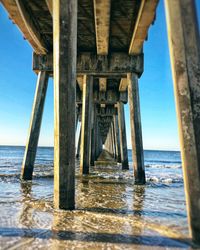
[97,107,117,116]
[94,0,111,55]
[33,52,144,76]
[129,0,159,55]
[76,89,128,104]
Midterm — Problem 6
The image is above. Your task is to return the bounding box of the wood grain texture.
[94,0,111,55]
[165,0,200,243]
[2,0,158,55]
[127,73,145,184]
[113,114,121,163]
[118,102,129,169]
[53,0,77,210]
[80,75,93,175]
[21,71,49,180]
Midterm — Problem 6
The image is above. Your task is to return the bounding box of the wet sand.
[0,159,197,250]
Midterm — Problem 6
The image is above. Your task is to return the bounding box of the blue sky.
[0,1,199,150]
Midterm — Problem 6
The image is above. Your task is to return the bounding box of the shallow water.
[0,146,196,249]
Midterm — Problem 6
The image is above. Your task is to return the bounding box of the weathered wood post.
[53,0,77,210]
[104,132,109,151]
[118,102,129,169]
[95,119,99,159]
[127,73,145,184]
[165,0,200,243]
[113,114,121,163]
[21,71,49,180]
[76,110,79,130]
[109,124,114,157]
[96,121,103,158]
[111,121,117,159]
[96,121,101,159]
[80,75,93,174]
[90,105,96,166]
[105,127,113,156]
[76,124,81,158]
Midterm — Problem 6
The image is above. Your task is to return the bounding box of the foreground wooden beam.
[53,0,77,210]
[165,0,200,243]
[21,71,49,180]
[15,0,48,54]
[94,0,111,55]
[80,75,93,174]
[118,102,129,170]
[129,0,159,54]
[127,73,145,184]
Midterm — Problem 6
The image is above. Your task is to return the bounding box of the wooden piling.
[113,115,121,163]
[80,75,93,174]
[76,124,81,158]
[21,71,49,180]
[165,0,200,243]
[111,125,115,157]
[90,106,96,166]
[118,102,129,169]
[76,111,79,130]
[127,73,145,184]
[53,0,77,210]
[96,122,103,158]
[94,119,98,160]
[111,121,117,159]
[105,128,114,157]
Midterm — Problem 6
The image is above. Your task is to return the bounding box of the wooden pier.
[1,0,200,244]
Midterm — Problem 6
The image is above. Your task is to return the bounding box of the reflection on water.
[0,146,196,249]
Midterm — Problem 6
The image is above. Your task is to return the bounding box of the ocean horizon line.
[0,144,180,152]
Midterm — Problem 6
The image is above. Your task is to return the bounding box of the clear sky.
[0,1,199,150]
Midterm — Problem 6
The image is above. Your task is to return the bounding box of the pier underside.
[1,0,200,244]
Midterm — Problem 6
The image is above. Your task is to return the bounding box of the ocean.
[0,146,193,249]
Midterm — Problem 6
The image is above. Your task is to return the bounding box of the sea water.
[0,146,194,249]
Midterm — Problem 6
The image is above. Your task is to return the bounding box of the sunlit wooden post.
[90,105,97,166]
[111,121,116,159]
[53,0,77,210]
[21,71,49,180]
[127,73,145,184]
[113,114,121,163]
[76,124,81,158]
[165,0,200,243]
[118,102,129,169]
[80,75,93,174]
